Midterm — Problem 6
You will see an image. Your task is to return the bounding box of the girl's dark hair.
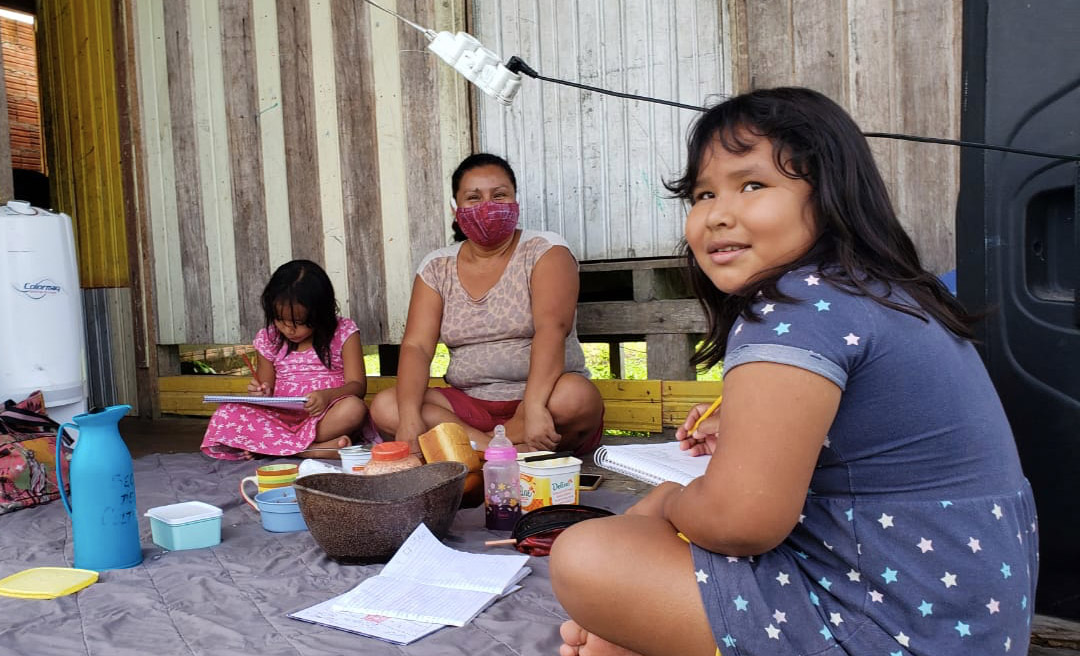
[449,153,518,241]
[261,259,338,368]
[666,87,977,370]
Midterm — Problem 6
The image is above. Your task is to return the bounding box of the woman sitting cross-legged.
[370,153,604,456]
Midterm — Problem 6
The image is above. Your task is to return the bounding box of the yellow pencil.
[690,395,723,434]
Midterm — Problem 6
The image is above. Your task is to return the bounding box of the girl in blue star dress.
[550,87,1038,656]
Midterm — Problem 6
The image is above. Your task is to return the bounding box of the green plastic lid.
[0,567,99,600]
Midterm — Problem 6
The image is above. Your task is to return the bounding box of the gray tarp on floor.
[0,453,636,656]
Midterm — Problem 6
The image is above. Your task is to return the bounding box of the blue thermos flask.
[55,405,143,570]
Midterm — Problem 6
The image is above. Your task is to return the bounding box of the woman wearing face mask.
[370,153,604,456]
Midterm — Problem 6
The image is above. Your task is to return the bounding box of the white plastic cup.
[338,445,372,474]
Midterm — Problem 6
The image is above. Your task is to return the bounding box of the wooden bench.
[157,375,723,433]
[576,257,705,382]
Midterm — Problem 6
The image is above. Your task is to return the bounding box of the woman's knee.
[549,375,603,426]
[369,388,399,429]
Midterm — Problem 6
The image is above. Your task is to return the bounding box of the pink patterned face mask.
[455,201,520,247]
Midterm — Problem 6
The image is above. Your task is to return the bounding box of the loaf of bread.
[418,422,482,472]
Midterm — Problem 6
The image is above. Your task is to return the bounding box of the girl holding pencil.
[550,88,1036,656]
[201,260,370,460]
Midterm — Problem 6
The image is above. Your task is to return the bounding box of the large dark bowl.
[293,462,467,564]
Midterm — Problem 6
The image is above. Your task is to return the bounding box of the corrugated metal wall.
[472,0,733,261]
[133,0,471,347]
[37,0,129,288]
[473,0,962,274]
[83,287,138,411]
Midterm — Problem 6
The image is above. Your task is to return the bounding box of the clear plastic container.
[361,441,422,475]
[483,425,520,530]
[145,501,223,551]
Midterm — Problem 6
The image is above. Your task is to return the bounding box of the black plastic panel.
[958,0,1080,619]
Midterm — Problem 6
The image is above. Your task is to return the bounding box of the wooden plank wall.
[36,0,130,287]
[472,1,960,274]
[732,0,962,274]
[130,0,960,358]
[472,0,732,262]
[131,0,471,347]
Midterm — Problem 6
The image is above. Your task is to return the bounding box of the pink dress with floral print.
[200,317,360,460]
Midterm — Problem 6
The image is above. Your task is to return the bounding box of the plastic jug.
[482,425,521,530]
[55,405,143,571]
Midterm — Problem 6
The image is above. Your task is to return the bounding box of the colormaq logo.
[13,278,62,299]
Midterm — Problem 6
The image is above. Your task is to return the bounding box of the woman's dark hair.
[449,153,518,241]
[261,259,339,368]
[666,87,977,370]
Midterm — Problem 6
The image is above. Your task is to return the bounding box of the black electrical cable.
[506,56,1080,164]
[507,56,706,113]
[359,0,1076,164]
[863,132,1080,162]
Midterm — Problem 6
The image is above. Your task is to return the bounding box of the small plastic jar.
[337,444,372,474]
[361,442,422,475]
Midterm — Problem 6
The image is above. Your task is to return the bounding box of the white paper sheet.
[288,599,445,645]
[331,524,530,626]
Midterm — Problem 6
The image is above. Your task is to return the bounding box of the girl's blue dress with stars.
[691,268,1038,656]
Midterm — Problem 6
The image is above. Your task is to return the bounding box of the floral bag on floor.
[0,391,73,516]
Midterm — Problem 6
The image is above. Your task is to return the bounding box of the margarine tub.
[518,453,582,512]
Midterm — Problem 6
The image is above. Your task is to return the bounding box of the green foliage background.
[364,342,721,381]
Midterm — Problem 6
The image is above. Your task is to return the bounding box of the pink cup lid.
[484,445,518,461]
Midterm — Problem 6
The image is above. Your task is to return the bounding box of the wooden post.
[156,345,182,377]
[646,333,698,381]
[607,340,622,378]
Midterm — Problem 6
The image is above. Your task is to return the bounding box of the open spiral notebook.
[593,441,711,486]
[202,395,307,411]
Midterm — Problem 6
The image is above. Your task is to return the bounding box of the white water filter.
[0,200,89,424]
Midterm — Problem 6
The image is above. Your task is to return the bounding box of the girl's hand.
[303,390,335,415]
[247,379,271,396]
[675,403,719,457]
[625,482,683,519]
[523,406,560,452]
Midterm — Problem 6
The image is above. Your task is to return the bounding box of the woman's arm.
[394,276,444,446]
[522,246,579,450]
[659,361,841,556]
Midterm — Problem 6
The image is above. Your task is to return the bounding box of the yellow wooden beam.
[661,380,723,428]
[158,375,718,433]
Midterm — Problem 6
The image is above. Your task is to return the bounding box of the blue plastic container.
[254,487,307,532]
[56,405,143,571]
[145,501,223,550]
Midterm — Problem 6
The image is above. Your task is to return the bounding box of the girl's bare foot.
[559,620,642,656]
[298,435,351,459]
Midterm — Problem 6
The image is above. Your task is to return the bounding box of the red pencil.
[240,351,260,384]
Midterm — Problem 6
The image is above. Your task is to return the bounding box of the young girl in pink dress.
[201,260,369,460]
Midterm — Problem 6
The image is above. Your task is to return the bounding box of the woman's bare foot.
[559,620,642,656]
[297,435,351,459]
